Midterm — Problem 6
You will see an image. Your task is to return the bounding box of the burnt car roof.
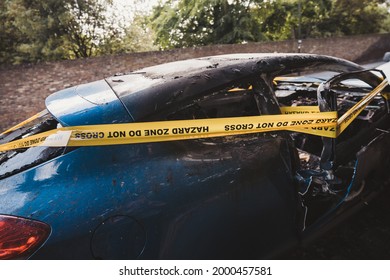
[46,53,363,125]
[108,53,362,121]
[129,53,360,78]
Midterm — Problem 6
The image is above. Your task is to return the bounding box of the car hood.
[45,79,133,126]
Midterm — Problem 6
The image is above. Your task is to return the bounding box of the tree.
[61,0,121,58]
[0,0,157,64]
[65,0,160,57]
[256,0,296,41]
[0,0,111,63]
[0,0,21,64]
[259,0,334,40]
[2,0,389,64]
[0,0,73,64]
[325,0,389,36]
[257,0,389,40]
[150,0,267,49]
[296,0,333,38]
[149,0,390,49]
[117,15,159,53]
[99,0,159,54]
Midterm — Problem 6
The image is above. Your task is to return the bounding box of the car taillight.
[0,215,51,260]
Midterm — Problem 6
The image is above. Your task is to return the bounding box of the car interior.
[164,68,390,228]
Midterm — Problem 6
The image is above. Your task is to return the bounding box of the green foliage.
[121,15,159,53]
[256,0,296,41]
[326,0,389,36]
[150,0,267,49]
[0,0,72,64]
[149,0,390,48]
[1,0,390,64]
[62,0,118,58]
[261,0,390,39]
[0,0,158,64]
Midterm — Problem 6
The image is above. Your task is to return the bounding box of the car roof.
[107,53,362,121]
[46,53,362,126]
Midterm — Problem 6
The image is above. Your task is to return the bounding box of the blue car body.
[1,53,389,259]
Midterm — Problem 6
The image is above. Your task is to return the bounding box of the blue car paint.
[45,79,133,126]
[0,133,299,259]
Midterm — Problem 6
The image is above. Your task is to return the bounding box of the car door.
[128,75,302,259]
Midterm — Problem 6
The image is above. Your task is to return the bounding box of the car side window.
[166,79,262,121]
[0,110,66,180]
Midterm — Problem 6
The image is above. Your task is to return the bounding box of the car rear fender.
[45,79,133,126]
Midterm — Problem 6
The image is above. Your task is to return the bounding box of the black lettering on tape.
[29,138,40,145]
[75,132,105,139]
[276,121,288,127]
[291,119,314,126]
[311,126,335,132]
[224,124,254,131]
[315,118,337,124]
[144,128,169,136]
[284,111,311,114]
[172,126,209,134]
[128,130,141,137]
[108,131,126,138]
[256,122,274,129]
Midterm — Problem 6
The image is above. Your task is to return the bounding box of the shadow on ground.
[280,186,390,259]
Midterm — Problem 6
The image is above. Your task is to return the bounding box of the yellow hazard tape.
[0,111,338,152]
[280,106,335,137]
[0,79,387,153]
[0,110,48,136]
[337,79,389,135]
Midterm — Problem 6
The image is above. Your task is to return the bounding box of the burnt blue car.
[0,53,389,259]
